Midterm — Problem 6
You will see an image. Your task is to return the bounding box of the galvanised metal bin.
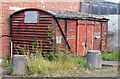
[87,50,102,68]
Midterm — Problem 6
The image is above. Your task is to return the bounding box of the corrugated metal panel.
[81,2,119,15]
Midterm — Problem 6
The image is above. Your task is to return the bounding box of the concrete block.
[0,59,2,65]
[12,55,28,74]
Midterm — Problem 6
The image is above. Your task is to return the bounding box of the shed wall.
[11,10,55,55]
[0,1,80,58]
[54,19,108,56]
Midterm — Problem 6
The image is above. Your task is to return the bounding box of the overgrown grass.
[2,25,87,76]
[1,58,13,74]
[1,58,11,67]
[28,51,86,76]
[12,40,87,76]
[102,52,119,61]
[1,46,87,77]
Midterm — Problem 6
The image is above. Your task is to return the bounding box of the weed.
[28,52,86,76]
[9,62,12,74]
[12,72,26,76]
[11,25,87,76]
[1,58,13,74]
[1,58,10,67]
[102,52,119,61]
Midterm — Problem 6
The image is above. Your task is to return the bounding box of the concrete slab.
[102,61,120,66]
[0,59,2,65]
[0,66,2,79]
[0,66,10,79]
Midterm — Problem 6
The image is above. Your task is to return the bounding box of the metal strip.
[10,18,13,58]
[100,22,102,51]
[83,20,87,56]
[106,22,108,53]
[92,21,95,50]
[52,17,56,53]
[77,20,79,56]
[65,20,67,39]
[65,20,67,51]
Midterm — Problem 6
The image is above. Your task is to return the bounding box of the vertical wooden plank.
[106,22,108,53]
[52,17,56,53]
[93,21,101,51]
[78,20,86,56]
[100,22,102,51]
[86,21,93,52]
[92,21,95,50]
[65,20,67,52]
[67,20,77,55]
[78,20,94,56]
[76,20,79,56]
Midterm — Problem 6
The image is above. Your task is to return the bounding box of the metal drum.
[87,50,102,68]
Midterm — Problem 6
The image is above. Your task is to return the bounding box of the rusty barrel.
[12,55,28,74]
[87,50,102,68]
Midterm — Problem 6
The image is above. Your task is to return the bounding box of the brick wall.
[0,1,2,58]
[0,0,81,58]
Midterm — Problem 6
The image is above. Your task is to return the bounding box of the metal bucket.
[87,50,102,68]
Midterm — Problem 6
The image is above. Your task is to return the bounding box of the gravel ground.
[1,66,119,77]
[41,66,119,77]
[0,66,2,79]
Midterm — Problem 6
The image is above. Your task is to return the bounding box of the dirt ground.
[2,66,119,77]
[40,66,119,77]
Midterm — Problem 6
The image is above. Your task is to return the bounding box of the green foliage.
[12,72,26,76]
[28,52,86,76]
[1,58,11,67]
[102,52,119,61]
[9,62,12,74]
[44,52,55,61]
[1,58,13,75]
[12,25,87,76]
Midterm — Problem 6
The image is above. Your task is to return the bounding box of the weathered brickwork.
[0,1,81,58]
[0,1,2,58]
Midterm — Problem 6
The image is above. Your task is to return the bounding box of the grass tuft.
[28,52,86,76]
[102,52,119,61]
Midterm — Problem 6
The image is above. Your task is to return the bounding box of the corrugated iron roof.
[43,9,109,21]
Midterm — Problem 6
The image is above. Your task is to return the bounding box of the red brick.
[0,1,81,58]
